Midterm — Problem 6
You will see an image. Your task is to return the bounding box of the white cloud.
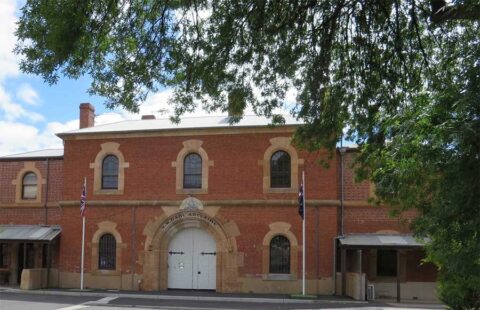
[0,0,19,81]
[16,83,40,105]
[0,0,44,123]
[0,121,64,156]
[95,112,127,126]
[0,86,44,122]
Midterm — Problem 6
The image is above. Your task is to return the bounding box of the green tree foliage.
[16,0,479,307]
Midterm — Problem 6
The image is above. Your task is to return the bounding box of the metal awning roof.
[339,234,425,248]
[0,225,61,242]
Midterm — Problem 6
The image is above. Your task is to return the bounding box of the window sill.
[13,200,42,206]
[262,273,296,281]
[177,188,208,195]
[94,189,124,195]
[264,187,297,194]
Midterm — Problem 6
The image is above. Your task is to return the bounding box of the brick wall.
[339,151,371,201]
[63,133,337,201]
[0,159,63,205]
[0,128,436,290]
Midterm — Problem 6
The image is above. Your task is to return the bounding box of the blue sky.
[0,0,309,156]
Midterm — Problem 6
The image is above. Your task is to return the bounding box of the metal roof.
[0,225,61,242]
[0,149,63,159]
[58,114,302,136]
[339,234,425,248]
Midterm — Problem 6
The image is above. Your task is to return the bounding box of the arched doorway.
[141,207,241,292]
[167,227,216,290]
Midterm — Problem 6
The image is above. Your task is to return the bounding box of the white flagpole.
[302,170,306,296]
[80,177,86,290]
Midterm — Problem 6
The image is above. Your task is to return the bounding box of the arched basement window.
[98,234,116,270]
[269,235,290,274]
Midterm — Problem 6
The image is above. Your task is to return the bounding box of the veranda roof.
[339,234,425,249]
[0,225,61,242]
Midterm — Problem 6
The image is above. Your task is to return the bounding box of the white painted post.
[80,215,85,290]
[302,170,306,296]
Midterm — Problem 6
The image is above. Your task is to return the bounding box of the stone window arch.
[172,140,213,194]
[259,137,303,193]
[262,222,298,280]
[12,162,45,204]
[90,142,129,195]
[91,221,124,275]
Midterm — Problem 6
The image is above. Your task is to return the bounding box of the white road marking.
[91,296,118,304]
[56,296,118,309]
[55,305,89,310]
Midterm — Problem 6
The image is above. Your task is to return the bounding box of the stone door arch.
[141,209,241,292]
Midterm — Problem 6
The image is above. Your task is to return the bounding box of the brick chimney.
[141,115,156,120]
[79,103,95,129]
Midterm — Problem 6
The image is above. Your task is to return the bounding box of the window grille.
[22,172,37,199]
[270,151,291,188]
[269,235,290,274]
[184,153,202,188]
[102,155,119,189]
[99,234,116,270]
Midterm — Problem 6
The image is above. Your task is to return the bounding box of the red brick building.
[0,103,437,301]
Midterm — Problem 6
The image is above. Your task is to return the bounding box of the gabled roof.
[0,149,64,160]
[57,115,302,137]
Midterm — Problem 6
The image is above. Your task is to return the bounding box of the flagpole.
[80,177,86,290]
[302,170,306,296]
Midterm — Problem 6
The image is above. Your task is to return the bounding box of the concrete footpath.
[0,286,445,309]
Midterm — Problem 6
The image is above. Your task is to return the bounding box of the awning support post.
[341,248,346,296]
[396,250,401,302]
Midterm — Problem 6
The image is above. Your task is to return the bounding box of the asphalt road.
[0,291,445,310]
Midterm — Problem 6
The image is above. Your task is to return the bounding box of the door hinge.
[168,251,185,255]
[200,251,216,256]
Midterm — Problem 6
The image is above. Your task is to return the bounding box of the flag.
[80,178,86,217]
[298,184,304,219]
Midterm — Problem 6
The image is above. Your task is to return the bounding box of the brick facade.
[0,110,437,299]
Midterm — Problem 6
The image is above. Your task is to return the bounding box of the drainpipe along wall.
[333,147,347,295]
[44,158,50,225]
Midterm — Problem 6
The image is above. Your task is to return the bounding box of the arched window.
[102,155,119,189]
[98,234,116,270]
[270,151,291,188]
[184,153,202,189]
[270,235,290,274]
[22,172,37,199]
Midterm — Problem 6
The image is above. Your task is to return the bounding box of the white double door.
[167,227,216,290]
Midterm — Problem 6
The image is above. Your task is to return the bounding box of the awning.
[0,225,61,242]
[339,234,425,249]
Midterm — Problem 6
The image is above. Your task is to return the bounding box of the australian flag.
[298,184,304,219]
[80,179,86,217]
